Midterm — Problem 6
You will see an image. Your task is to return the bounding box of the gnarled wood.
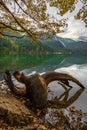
[4,71,26,96]
[47,87,84,108]
[5,71,48,108]
[4,70,85,108]
[42,71,85,88]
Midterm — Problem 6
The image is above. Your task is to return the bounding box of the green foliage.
[0,36,54,55]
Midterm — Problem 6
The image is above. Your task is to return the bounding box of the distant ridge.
[0,33,87,55]
[41,35,87,54]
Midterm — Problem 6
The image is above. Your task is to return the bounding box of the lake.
[0,54,87,114]
[0,54,87,80]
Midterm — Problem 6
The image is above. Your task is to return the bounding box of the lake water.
[0,54,87,78]
[0,54,87,113]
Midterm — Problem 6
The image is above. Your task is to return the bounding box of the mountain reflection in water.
[45,87,85,127]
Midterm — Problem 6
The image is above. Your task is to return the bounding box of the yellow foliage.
[38,124,47,130]
[81,112,87,117]
[33,117,37,123]
[0,0,86,41]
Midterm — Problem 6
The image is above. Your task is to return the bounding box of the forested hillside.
[0,37,54,55]
[0,35,71,55]
[0,34,87,55]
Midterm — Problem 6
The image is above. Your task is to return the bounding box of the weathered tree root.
[4,70,85,108]
[47,87,84,109]
[42,71,85,88]
[4,71,26,96]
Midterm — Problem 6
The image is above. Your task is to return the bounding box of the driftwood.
[4,70,85,108]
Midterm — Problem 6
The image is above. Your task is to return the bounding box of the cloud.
[58,18,87,40]
[46,1,87,40]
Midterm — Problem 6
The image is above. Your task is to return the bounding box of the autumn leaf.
[37,109,41,116]
[38,124,47,130]
[81,112,87,117]
[33,117,37,123]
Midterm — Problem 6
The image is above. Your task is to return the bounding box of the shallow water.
[0,55,87,113]
[22,55,87,113]
[46,64,87,126]
[51,64,87,112]
[0,54,87,127]
[0,54,87,80]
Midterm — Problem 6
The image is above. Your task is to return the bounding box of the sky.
[58,18,87,40]
[47,1,87,41]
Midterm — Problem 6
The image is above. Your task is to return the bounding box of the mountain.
[56,36,87,54]
[41,36,87,54]
[41,37,65,51]
[0,36,54,55]
[78,36,87,42]
[0,33,87,55]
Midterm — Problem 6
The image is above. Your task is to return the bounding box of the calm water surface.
[0,54,87,114]
[0,54,87,78]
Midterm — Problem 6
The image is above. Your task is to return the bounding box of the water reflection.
[0,54,87,81]
[45,86,85,127]
[48,87,84,109]
[23,55,87,75]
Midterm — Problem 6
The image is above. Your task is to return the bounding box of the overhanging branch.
[0,32,25,39]
[0,22,24,32]
[0,0,34,38]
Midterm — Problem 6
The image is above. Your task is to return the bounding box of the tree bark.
[4,71,26,96]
